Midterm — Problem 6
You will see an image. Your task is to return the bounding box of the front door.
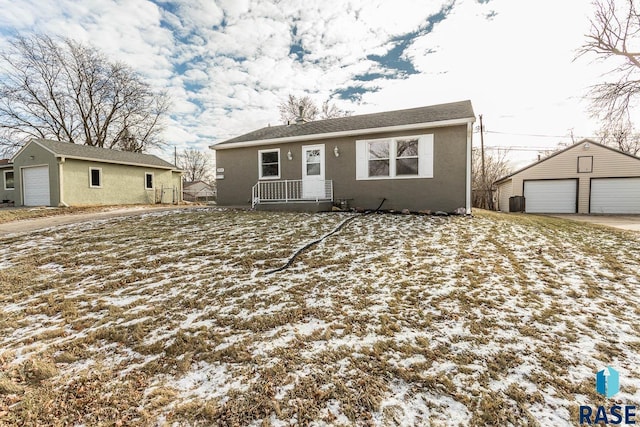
[302,144,325,199]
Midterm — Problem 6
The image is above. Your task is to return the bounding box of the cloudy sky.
[0,0,611,167]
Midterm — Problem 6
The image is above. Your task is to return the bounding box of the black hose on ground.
[265,198,386,275]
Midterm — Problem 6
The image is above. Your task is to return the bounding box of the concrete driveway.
[0,205,201,236]
[550,214,640,232]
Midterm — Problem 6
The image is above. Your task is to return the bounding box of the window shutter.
[418,134,434,178]
[355,140,368,180]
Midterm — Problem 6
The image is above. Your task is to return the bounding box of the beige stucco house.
[10,139,182,207]
[211,101,475,213]
[495,139,640,214]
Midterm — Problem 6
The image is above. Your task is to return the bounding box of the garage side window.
[89,168,102,188]
[4,171,14,190]
[145,172,154,189]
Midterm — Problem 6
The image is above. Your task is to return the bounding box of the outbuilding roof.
[213,100,475,149]
[493,139,640,185]
[14,139,177,170]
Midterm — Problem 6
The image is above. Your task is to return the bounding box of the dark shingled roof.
[215,100,474,147]
[33,139,177,169]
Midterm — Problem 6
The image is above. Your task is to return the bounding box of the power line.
[475,129,599,139]
[483,146,555,152]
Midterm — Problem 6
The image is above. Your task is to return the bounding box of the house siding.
[13,142,61,206]
[62,159,180,206]
[216,125,468,212]
[497,179,512,212]
[498,143,640,213]
[1,166,15,203]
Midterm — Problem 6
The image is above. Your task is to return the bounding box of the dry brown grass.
[1,208,639,425]
[0,205,125,224]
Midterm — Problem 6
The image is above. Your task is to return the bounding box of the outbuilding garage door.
[524,179,577,213]
[590,177,640,214]
[22,166,50,206]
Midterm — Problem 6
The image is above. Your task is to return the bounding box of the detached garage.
[11,138,183,207]
[495,139,640,214]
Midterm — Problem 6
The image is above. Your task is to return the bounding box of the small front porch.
[251,179,334,211]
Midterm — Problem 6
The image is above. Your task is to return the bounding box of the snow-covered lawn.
[1,208,639,426]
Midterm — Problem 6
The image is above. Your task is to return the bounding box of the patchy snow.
[1,209,639,425]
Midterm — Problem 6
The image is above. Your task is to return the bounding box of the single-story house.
[183,180,216,202]
[10,138,183,207]
[1,159,14,204]
[211,100,476,213]
[495,139,640,214]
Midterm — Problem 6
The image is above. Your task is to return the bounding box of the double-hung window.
[356,134,433,180]
[368,141,390,177]
[395,138,419,175]
[258,149,280,179]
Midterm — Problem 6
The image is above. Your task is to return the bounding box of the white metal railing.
[251,179,333,208]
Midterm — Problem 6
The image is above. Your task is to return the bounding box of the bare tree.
[472,148,512,210]
[578,0,640,134]
[278,94,319,124]
[278,94,350,124]
[0,34,169,154]
[178,148,213,183]
[598,116,640,154]
[320,100,351,120]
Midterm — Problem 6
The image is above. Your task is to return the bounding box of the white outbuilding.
[495,139,640,214]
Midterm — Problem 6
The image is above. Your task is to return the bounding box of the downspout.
[58,157,69,207]
[466,121,473,215]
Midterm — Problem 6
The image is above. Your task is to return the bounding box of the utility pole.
[174,146,178,166]
[479,114,488,209]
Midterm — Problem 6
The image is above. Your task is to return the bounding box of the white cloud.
[0,0,614,168]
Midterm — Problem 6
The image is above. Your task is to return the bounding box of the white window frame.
[3,170,14,190]
[356,134,433,180]
[145,172,154,190]
[258,148,281,180]
[89,167,102,188]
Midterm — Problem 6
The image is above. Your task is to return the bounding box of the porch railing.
[251,179,333,208]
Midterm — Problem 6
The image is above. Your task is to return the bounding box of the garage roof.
[494,139,640,185]
[14,139,178,170]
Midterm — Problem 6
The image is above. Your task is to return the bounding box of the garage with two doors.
[496,140,640,214]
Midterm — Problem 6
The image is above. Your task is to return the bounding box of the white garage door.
[22,166,50,206]
[524,179,577,213]
[591,178,640,214]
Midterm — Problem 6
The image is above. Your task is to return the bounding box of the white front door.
[302,144,325,199]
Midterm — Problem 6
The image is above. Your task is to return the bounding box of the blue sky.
[0,0,608,167]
